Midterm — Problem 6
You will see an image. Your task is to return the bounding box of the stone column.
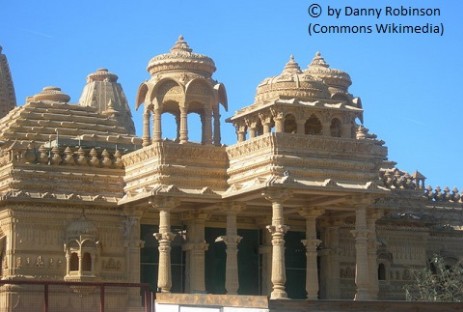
[264,190,291,299]
[217,203,243,294]
[300,209,324,300]
[325,222,341,299]
[321,122,331,136]
[236,123,246,142]
[179,107,188,144]
[183,212,209,293]
[351,203,372,300]
[296,120,306,135]
[143,110,151,146]
[152,109,162,143]
[259,222,273,296]
[213,110,221,146]
[123,209,144,305]
[273,112,284,133]
[367,211,382,300]
[203,110,213,144]
[152,198,178,293]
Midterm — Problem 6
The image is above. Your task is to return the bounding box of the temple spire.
[0,46,17,118]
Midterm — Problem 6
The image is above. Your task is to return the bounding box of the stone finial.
[171,35,193,54]
[309,51,329,68]
[282,55,302,75]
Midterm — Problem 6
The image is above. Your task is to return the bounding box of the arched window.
[70,253,79,271]
[255,119,264,136]
[378,263,386,280]
[305,115,322,135]
[284,114,297,133]
[330,118,342,137]
[160,110,178,141]
[82,252,92,272]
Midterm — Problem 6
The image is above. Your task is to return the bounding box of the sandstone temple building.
[0,38,461,311]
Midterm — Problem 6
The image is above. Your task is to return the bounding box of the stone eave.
[227,98,362,122]
[119,184,223,206]
[0,190,119,207]
[223,178,389,199]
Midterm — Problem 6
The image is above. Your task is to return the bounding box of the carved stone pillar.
[260,114,272,134]
[351,203,372,300]
[367,211,382,300]
[183,212,209,293]
[179,107,188,144]
[152,198,178,293]
[217,203,243,294]
[236,123,246,142]
[264,190,291,299]
[273,112,284,133]
[213,110,221,146]
[143,110,151,146]
[300,209,324,300]
[259,220,273,296]
[152,109,162,143]
[123,210,144,306]
[246,118,256,139]
[296,120,306,135]
[325,222,341,299]
[321,122,331,136]
[203,111,213,144]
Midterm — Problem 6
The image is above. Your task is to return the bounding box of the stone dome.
[305,52,352,93]
[255,55,330,104]
[66,213,98,240]
[30,86,70,103]
[147,36,216,78]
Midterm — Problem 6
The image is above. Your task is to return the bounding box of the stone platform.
[155,294,463,312]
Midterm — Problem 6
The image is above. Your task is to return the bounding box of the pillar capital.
[299,207,325,219]
[367,209,383,222]
[216,235,242,246]
[149,196,179,211]
[350,229,370,240]
[222,201,246,214]
[262,189,292,203]
[349,194,374,207]
[266,224,289,235]
[302,238,322,250]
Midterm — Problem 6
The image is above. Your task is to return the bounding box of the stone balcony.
[225,132,388,197]
[121,140,229,204]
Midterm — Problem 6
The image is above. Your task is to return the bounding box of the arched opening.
[284,114,297,134]
[378,263,386,280]
[187,112,203,143]
[82,252,92,272]
[255,119,264,136]
[305,115,322,135]
[161,111,178,141]
[330,118,342,137]
[70,252,79,271]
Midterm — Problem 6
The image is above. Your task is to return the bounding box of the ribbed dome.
[305,52,352,92]
[255,55,330,104]
[147,36,216,77]
[30,86,70,103]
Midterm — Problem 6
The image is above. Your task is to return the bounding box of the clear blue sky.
[1,0,462,189]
